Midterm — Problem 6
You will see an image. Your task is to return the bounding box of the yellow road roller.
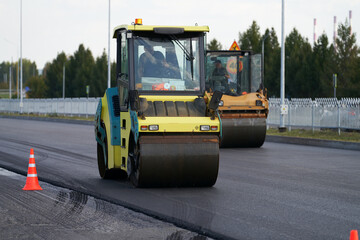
[95,19,222,187]
[205,50,268,148]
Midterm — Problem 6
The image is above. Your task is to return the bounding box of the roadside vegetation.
[267,127,360,143]
[1,17,359,99]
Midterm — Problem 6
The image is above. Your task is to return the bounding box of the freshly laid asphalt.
[0,168,208,240]
[0,117,359,240]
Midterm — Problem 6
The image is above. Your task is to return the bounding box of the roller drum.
[134,135,219,187]
[220,118,266,148]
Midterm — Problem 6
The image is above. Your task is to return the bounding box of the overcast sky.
[0,0,359,69]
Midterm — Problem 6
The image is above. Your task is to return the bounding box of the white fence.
[0,98,100,116]
[268,98,360,131]
[1,97,360,131]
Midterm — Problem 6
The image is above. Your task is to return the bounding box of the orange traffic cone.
[23,148,42,191]
[350,230,359,240]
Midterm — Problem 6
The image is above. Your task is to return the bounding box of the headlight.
[255,100,263,106]
[148,125,159,131]
[219,100,224,106]
[200,125,210,131]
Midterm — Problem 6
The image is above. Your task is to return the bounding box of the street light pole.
[107,0,111,89]
[9,62,12,99]
[20,0,23,113]
[279,0,286,130]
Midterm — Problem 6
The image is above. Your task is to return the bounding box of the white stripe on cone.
[27,174,38,177]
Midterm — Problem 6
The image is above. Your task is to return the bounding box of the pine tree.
[238,21,261,53]
[207,38,222,50]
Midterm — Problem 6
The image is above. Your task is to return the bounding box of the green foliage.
[207,38,222,50]
[285,28,315,98]
[263,28,281,97]
[313,34,334,97]
[43,52,66,98]
[238,21,261,52]
[334,21,360,97]
[25,76,47,98]
[92,50,108,97]
[1,20,359,99]
[0,60,36,93]
[66,44,95,97]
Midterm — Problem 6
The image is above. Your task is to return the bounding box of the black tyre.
[97,142,111,179]
[129,141,142,187]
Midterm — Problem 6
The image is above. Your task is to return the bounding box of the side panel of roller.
[220,118,266,148]
[119,111,131,171]
[100,88,123,169]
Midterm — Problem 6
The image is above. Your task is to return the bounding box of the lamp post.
[20,0,23,113]
[9,61,12,99]
[279,0,287,131]
[107,0,111,89]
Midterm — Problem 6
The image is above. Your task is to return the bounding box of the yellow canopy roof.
[113,24,209,38]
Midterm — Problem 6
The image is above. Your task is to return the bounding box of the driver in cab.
[212,60,230,79]
[211,60,231,92]
[138,45,165,78]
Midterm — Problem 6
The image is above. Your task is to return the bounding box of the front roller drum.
[220,118,267,148]
[131,135,219,187]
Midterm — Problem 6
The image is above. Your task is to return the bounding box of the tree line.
[208,20,359,98]
[0,44,116,99]
[0,19,359,99]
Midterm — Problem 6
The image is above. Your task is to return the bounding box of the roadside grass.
[0,93,10,99]
[267,127,360,143]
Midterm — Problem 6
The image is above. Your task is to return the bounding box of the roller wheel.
[97,142,111,179]
[128,142,142,187]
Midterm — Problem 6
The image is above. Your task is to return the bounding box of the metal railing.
[0,98,100,116]
[1,97,359,132]
[268,98,360,133]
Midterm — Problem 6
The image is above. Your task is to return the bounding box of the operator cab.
[114,21,207,104]
[205,51,262,96]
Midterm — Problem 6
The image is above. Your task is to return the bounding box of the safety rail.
[0,98,100,116]
[1,97,359,132]
[268,98,360,133]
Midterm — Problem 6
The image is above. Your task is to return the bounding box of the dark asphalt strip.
[0,168,209,240]
[2,115,359,151]
[0,149,227,240]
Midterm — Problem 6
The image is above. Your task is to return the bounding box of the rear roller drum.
[220,118,267,148]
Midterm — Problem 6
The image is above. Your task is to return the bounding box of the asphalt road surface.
[0,118,359,240]
[0,168,208,240]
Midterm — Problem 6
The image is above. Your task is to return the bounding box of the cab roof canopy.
[113,24,209,38]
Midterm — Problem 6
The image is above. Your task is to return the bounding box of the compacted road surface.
[0,117,359,239]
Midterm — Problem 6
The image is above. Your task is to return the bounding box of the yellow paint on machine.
[100,93,122,169]
[138,117,219,133]
[220,92,269,111]
[113,25,209,37]
[119,111,131,171]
